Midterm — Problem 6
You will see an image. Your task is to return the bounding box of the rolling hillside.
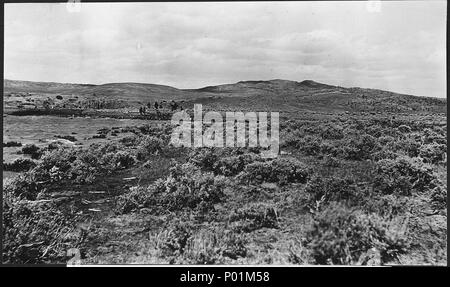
[3,79,447,114]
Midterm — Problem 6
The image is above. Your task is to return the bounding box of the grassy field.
[2,110,447,265]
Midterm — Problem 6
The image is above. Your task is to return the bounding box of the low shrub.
[212,153,261,176]
[152,164,227,212]
[116,163,227,214]
[374,156,438,195]
[189,148,219,171]
[419,143,447,164]
[111,151,136,169]
[3,158,36,172]
[3,172,43,200]
[3,141,22,147]
[136,136,165,160]
[430,185,447,211]
[342,134,379,160]
[115,185,154,214]
[239,157,309,185]
[32,143,136,184]
[20,144,42,159]
[92,134,107,139]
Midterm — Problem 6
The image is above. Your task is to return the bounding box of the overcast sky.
[4,1,447,98]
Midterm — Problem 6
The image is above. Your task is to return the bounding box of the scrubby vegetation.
[3,158,37,172]
[3,113,447,265]
[3,141,22,147]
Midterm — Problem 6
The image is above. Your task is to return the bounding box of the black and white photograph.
[2,0,447,267]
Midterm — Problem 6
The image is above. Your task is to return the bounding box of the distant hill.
[3,79,446,114]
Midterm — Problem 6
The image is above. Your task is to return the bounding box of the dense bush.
[32,148,77,183]
[136,136,165,160]
[30,143,136,184]
[306,203,409,265]
[374,156,438,195]
[212,153,261,176]
[189,148,219,171]
[20,144,42,159]
[3,172,43,200]
[3,158,36,172]
[419,143,447,164]
[342,134,379,160]
[430,185,447,211]
[116,163,227,214]
[239,157,309,185]
[115,185,154,214]
[423,128,446,145]
[111,151,136,169]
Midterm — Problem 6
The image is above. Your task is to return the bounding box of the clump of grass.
[303,176,363,212]
[229,202,279,232]
[305,203,410,265]
[152,222,248,264]
[2,199,80,264]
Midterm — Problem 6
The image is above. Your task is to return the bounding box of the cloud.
[4,1,447,98]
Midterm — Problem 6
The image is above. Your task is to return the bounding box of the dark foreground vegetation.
[2,112,447,265]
